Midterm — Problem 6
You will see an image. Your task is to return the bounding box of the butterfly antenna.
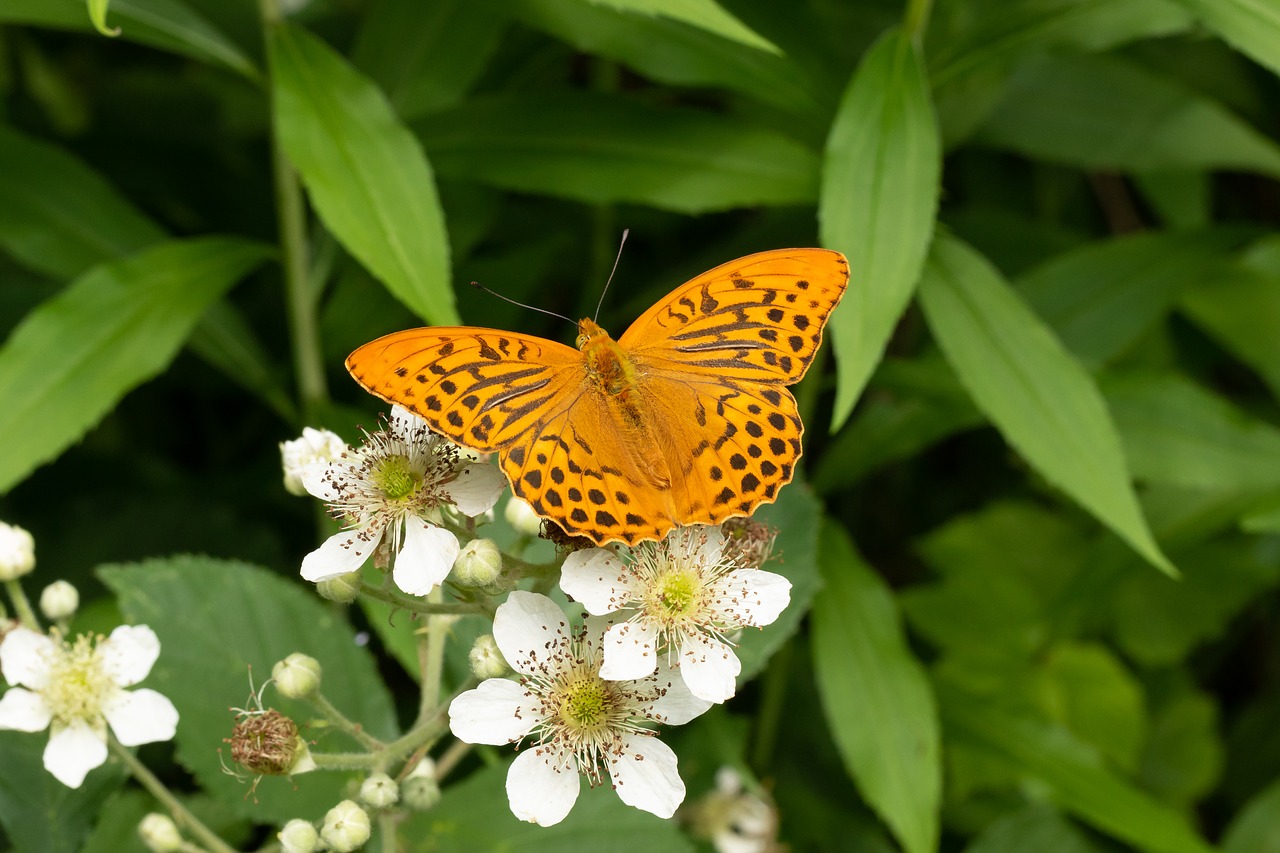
[593,228,630,322]
[469,282,576,327]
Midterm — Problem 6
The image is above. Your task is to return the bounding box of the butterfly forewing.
[618,248,849,383]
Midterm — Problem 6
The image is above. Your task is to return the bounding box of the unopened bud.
[469,634,510,679]
[320,800,371,853]
[39,580,79,621]
[273,653,322,699]
[316,571,361,603]
[360,771,400,809]
[278,819,320,853]
[504,497,542,536]
[0,522,35,581]
[138,813,182,852]
[401,757,441,811]
[452,538,502,587]
[281,428,347,496]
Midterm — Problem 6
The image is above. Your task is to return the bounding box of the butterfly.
[346,248,849,546]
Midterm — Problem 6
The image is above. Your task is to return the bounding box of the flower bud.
[273,653,322,699]
[320,800,371,853]
[281,427,347,496]
[316,571,362,603]
[400,757,440,811]
[278,819,320,853]
[468,634,510,680]
[504,497,542,536]
[138,813,182,852]
[359,771,400,809]
[0,522,35,581]
[452,538,502,587]
[39,580,79,621]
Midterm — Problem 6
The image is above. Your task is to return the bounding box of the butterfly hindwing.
[617,248,848,384]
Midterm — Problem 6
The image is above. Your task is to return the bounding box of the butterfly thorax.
[577,318,638,399]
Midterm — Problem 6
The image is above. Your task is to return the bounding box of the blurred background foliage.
[1,0,1279,850]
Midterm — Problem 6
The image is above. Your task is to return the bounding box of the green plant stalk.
[109,737,238,853]
[416,588,448,727]
[750,639,793,772]
[358,581,487,615]
[310,692,385,751]
[903,0,933,37]
[4,579,39,630]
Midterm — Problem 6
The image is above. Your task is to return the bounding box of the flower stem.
[3,580,39,630]
[903,0,933,38]
[309,692,385,751]
[109,738,238,853]
[416,589,447,727]
[358,581,487,615]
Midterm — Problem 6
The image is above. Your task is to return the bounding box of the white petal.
[645,659,714,725]
[0,687,52,732]
[392,518,458,596]
[669,524,724,567]
[493,592,572,677]
[560,548,633,615]
[446,462,507,517]
[102,688,179,746]
[391,405,428,436]
[98,625,160,687]
[506,744,580,826]
[678,632,741,704]
[448,679,539,745]
[300,460,339,502]
[608,733,685,818]
[0,628,57,689]
[300,527,380,582]
[44,720,108,788]
[710,569,792,628]
[598,621,660,681]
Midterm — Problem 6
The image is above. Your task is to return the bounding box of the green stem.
[416,589,447,727]
[3,579,39,630]
[109,738,238,853]
[750,639,793,772]
[309,692,385,751]
[903,0,934,38]
[358,582,487,616]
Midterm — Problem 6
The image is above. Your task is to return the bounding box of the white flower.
[448,591,712,826]
[687,767,779,853]
[560,525,791,704]
[300,407,507,596]
[0,625,179,788]
[504,497,543,536]
[280,427,348,496]
[0,522,35,581]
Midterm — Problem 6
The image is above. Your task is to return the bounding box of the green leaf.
[418,92,819,214]
[812,521,940,853]
[940,684,1215,853]
[1103,372,1280,492]
[965,804,1103,853]
[821,28,940,429]
[186,302,298,422]
[1223,779,1280,853]
[575,0,779,54]
[269,23,457,325]
[100,556,399,824]
[1016,230,1242,368]
[976,52,1280,176]
[86,0,119,35]
[0,0,257,78]
[1042,643,1146,772]
[0,125,164,279]
[0,731,127,853]
[1169,0,1280,78]
[1133,170,1212,229]
[407,761,694,851]
[351,0,507,121]
[1138,679,1223,806]
[918,234,1174,575]
[0,237,271,494]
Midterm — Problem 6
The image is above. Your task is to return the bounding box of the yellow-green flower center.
[371,455,421,501]
[559,675,610,733]
[43,635,114,725]
[651,566,700,620]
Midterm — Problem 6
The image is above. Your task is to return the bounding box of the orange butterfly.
[346,248,849,546]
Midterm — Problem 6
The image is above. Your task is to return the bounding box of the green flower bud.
[316,571,362,603]
[468,633,510,680]
[359,771,400,809]
[320,800,371,853]
[273,653,322,699]
[452,538,502,587]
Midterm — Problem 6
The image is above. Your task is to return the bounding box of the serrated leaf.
[99,556,399,824]
[578,0,779,54]
[812,521,940,853]
[269,23,457,325]
[918,234,1174,575]
[821,28,941,430]
[1169,0,1280,78]
[418,92,819,214]
[0,237,272,494]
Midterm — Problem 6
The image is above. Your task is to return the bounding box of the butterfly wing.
[617,248,848,525]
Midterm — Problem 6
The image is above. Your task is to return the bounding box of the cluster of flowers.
[284,406,794,826]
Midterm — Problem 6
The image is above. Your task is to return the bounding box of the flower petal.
[298,460,339,501]
[710,569,792,628]
[645,659,714,725]
[560,548,633,615]
[678,631,742,704]
[448,678,539,745]
[506,744,580,826]
[608,732,685,818]
[393,518,458,596]
[301,526,380,582]
[391,405,428,436]
[0,628,57,690]
[0,687,52,732]
[493,592,572,677]
[598,620,660,681]
[670,524,724,567]
[98,625,161,687]
[446,461,507,517]
[44,720,108,788]
[102,688,179,746]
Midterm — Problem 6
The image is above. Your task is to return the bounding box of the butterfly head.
[574,318,610,351]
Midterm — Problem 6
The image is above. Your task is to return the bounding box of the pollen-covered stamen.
[625,533,741,651]
[42,635,115,726]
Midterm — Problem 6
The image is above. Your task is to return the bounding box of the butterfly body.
[347,248,849,546]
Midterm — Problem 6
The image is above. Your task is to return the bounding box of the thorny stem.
[3,579,39,631]
[110,737,238,853]
[309,692,385,751]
